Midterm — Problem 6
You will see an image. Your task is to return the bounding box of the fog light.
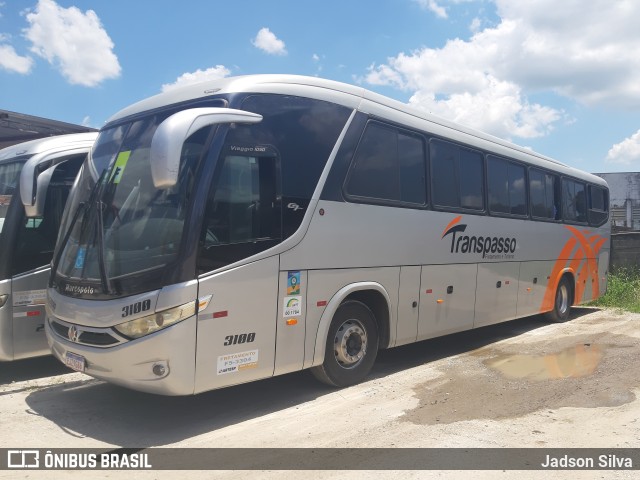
[152,363,167,377]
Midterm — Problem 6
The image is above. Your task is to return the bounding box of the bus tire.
[546,276,573,323]
[311,300,379,387]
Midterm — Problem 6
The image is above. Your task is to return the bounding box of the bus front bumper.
[46,315,197,395]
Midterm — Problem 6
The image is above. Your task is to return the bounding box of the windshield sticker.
[74,247,87,269]
[287,271,301,295]
[217,350,259,375]
[109,150,131,184]
[12,289,47,307]
[283,296,302,317]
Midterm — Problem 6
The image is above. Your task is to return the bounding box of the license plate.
[64,351,86,372]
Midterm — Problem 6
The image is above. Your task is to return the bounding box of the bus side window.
[562,178,587,224]
[530,168,560,221]
[588,184,609,226]
[487,155,527,217]
[430,139,484,211]
[344,122,426,206]
[197,154,281,273]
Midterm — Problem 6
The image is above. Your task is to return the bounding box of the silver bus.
[44,75,610,394]
[0,132,97,360]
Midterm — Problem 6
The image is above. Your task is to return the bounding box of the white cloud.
[415,0,448,19]
[312,53,320,62]
[606,131,640,165]
[23,0,120,87]
[252,27,287,56]
[365,0,640,140]
[0,44,34,74]
[409,77,562,139]
[161,65,231,92]
[469,17,482,33]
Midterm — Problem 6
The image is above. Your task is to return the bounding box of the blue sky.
[1,0,640,174]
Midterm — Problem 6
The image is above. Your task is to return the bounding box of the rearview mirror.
[21,151,90,218]
[150,107,262,189]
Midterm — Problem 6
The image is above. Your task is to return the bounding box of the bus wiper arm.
[96,200,114,295]
[49,200,88,287]
[50,168,108,288]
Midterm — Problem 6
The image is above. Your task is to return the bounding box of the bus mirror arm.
[150,107,263,189]
[23,164,56,218]
[20,147,92,217]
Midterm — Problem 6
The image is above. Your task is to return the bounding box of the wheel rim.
[333,319,367,369]
[557,283,569,315]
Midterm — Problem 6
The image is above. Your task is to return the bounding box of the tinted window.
[460,149,484,209]
[12,155,84,275]
[345,122,426,205]
[430,140,457,208]
[529,169,560,220]
[240,95,351,200]
[235,95,351,240]
[0,161,24,234]
[197,152,280,273]
[430,139,484,210]
[398,132,427,204]
[588,184,608,226]
[347,124,399,200]
[562,178,587,223]
[488,155,526,216]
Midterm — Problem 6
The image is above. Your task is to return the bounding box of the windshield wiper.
[50,168,108,289]
[96,199,114,295]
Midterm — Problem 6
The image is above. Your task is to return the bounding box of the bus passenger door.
[10,268,49,359]
[418,264,477,340]
[194,152,282,393]
[195,256,279,393]
[474,262,519,327]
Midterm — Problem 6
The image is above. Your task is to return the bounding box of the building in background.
[0,109,96,150]
[593,172,640,231]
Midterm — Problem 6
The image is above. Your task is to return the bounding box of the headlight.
[114,301,196,339]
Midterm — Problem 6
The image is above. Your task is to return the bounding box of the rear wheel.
[546,276,573,323]
[311,300,379,387]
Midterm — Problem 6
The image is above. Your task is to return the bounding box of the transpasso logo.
[441,215,517,259]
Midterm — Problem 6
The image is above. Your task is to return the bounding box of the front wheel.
[311,300,379,387]
[546,276,573,323]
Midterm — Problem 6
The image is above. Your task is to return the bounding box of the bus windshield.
[0,161,25,234]
[54,115,209,297]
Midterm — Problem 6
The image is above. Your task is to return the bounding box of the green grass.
[589,268,640,313]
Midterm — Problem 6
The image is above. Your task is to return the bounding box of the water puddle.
[483,344,603,381]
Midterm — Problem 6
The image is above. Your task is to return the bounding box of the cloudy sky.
[1,0,639,173]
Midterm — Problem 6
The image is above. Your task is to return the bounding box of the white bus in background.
[44,75,610,394]
[0,132,97,360]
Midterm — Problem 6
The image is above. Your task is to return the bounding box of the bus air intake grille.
[50,319,122,347]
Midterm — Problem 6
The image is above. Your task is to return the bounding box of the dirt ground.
[0,307,638,479]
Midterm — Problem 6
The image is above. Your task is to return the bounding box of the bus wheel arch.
[546,272,574,323]
[346,289,390,350]
[311,299,379,387]
[310,283,391,387]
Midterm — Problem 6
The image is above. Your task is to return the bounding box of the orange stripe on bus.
[566,227,608,301]
[540,236,578,313]
[441,215,462,238]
